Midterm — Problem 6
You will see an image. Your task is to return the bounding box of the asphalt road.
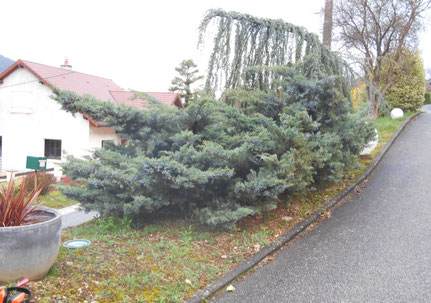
[212,107,431,303]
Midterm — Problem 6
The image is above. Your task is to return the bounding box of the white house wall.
[0,67,90,174]
[89,125,120,149]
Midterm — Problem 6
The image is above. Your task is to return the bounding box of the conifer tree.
[198,9,352,92]
[52,69,374,229]
[169,59,203,106]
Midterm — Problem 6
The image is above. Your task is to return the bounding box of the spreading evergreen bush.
[53,70,374,229]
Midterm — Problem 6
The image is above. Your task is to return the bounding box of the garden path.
[59,204,99,229]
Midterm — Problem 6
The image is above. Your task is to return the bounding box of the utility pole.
[323,0,333,49]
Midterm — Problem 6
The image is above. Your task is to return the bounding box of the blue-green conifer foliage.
[53,70,374,229]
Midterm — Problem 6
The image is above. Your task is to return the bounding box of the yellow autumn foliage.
[351,82,367,109]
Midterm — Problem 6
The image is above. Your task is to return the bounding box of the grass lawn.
[38,190,78,209]
[18,112,417,302]
[371,111,415,152]
[0,179,78,209]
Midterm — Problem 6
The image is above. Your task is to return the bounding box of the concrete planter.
[0,207,62,282]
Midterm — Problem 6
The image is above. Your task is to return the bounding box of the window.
[101,140,113,148]
[44,139,61,160]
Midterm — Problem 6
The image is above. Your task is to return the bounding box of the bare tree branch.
[334,0,431,119]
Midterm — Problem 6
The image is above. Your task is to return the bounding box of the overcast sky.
[2,0,431,92]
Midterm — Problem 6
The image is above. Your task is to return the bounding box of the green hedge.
[383,51,426,111]
[425,92,431,105]
[53,71,374,229]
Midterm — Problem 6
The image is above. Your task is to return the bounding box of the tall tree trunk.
[323,0,333,49]
[367,79,381,120]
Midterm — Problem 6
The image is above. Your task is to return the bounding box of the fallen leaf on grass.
[226,285,236,292]
[281,216,293,222]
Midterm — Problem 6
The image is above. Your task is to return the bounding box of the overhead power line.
[0,70,76,90]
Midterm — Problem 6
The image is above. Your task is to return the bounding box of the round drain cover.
[63,239,91,249]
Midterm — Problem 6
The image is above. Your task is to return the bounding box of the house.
[109,91,183,109]
[0,59,183,177]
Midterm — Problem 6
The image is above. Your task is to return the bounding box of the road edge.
[185,112,421,303]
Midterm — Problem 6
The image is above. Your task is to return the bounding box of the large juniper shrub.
[54,71,374,229]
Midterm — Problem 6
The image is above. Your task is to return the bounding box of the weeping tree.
[198,9,352,93]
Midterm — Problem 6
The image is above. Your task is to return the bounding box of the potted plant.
[0,174,62,282]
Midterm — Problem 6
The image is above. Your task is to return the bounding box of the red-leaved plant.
[0,174,42,227]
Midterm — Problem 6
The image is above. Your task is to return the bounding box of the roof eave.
[0,59,53,88]
[82,112,100,127]
[0,59,21,81]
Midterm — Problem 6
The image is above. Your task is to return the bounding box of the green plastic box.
[26,156,47,171]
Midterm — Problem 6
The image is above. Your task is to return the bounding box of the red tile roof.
[0,59,122,101]
[109,91,184,109]
[0,59,184,126]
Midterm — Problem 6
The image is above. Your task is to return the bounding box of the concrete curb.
[186,112,421,303]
